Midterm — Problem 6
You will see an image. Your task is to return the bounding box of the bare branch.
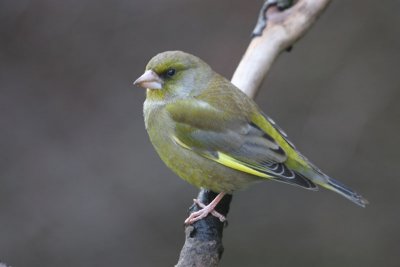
[232,0,331,98]
[176,191,231,267]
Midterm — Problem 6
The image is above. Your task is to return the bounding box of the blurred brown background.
[0,0,399,266]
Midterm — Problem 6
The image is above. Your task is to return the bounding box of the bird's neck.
[146,88,167,101]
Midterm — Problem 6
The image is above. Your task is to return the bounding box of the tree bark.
[176,0,332,266]
[176,190,231,267]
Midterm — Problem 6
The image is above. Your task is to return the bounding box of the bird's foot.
[184,193,227,224]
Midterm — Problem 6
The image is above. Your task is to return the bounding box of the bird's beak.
[133,70,163,90]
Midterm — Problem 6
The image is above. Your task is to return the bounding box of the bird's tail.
[320,177,369,207]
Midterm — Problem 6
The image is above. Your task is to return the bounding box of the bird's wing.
[166,99,316,189]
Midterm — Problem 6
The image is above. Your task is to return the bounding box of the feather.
[167,98,316,190]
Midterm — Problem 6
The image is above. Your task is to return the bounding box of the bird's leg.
[184,192,226,224]
[193,199,227,223]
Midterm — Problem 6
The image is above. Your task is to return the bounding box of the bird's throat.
[146,88,166,101]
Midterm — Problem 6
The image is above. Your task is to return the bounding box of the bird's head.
[134,51,212,100]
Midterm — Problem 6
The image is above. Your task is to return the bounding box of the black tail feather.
[327,178,368,207]
[274,171,318,191]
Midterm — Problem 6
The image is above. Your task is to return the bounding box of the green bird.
[134,51,368,224]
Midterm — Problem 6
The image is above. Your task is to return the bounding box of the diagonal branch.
[232,0,331,98]
[176,0,331,266]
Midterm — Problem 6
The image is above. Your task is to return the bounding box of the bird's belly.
[159,141,259,193]
[147,126,258,193]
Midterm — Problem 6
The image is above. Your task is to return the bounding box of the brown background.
[1,0,399,266]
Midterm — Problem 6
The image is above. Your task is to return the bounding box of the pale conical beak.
[133,70,163,89]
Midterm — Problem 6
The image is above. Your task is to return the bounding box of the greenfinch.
[134,51,368,224]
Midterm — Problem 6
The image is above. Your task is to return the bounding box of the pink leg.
[193,199,227,223]
[184,192,226,224]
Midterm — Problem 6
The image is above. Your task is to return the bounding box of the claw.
[193,199,226,222]
[184,192,226,224]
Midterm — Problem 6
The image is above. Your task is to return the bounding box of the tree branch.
[176,190,231,267]
[176,0,331,266]
[232,0,331,98]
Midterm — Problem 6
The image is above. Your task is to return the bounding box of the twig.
[176,0,331,266]
[232,0,331,98]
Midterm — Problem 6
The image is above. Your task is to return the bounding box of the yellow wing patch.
[172,135,191,150]
[172,135,273,179]
[215,152,272,178]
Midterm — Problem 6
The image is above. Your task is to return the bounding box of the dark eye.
[166,68,176,77]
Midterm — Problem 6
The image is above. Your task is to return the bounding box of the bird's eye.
[166,68,176,77]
